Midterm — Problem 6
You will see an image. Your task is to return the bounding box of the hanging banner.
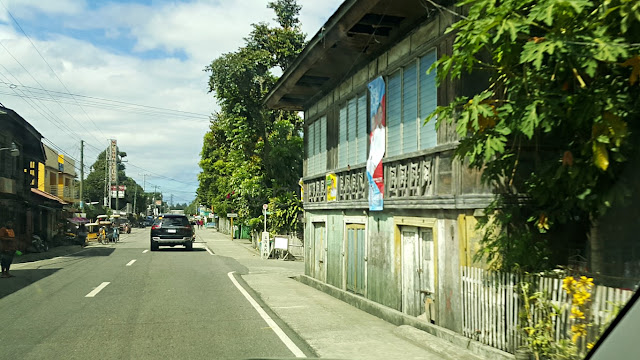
[326,173,337,202]
[367,76,386,211]
[109,139,118,185]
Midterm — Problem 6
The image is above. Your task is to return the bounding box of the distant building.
[0,105,66,248]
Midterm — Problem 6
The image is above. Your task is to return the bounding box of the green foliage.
[268,192,302,235]
[430,0,640,271]
[519,281,576,359]
[198,0,305,232]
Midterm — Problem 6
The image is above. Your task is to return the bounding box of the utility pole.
[115,153,119,213]
[105,143,110,208]
[133,184,138,217]
[153,185,158,216]
[80,140,84,210]
[170,194,173,208]
[137,173,147,216]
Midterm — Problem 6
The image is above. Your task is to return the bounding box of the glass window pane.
[387,72,402,157]
[420,50,438,149]
[403,62,418,154]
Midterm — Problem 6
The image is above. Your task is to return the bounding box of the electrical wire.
[0,0,111,141]
[0,82,212,120]
[0,45,107,146]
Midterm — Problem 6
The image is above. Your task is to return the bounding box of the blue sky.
[0,0,343,205]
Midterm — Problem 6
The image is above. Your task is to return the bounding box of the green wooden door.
[346,224,366,295]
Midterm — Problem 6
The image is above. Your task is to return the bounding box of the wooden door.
[402,226,422,316]
[346,224,366,295]
[313,222,326,282]
[420,228,436,323]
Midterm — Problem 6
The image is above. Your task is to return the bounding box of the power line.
[126,162,198,186]
[0,81,212,120]
[0,43,107,146]
[0,66,84,141]
[0,0,110,141]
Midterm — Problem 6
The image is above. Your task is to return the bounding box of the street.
[0,227,485,360]
[0,228,312,359]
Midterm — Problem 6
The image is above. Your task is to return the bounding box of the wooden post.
[230,216,234,241]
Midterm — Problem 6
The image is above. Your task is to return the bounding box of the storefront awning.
[31,188,68,205]
[68,217,89,225]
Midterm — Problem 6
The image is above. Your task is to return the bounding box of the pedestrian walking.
[0,220,17,278]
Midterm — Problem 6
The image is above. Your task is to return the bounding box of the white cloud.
[0,0,344,203]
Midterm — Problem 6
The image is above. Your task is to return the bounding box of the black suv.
[150,214,194,251]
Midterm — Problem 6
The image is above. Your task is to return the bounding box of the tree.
[198,0,305,233]
[428,0,640,272]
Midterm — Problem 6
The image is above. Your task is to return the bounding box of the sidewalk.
[13,245,86,264]
[196,228,485,360]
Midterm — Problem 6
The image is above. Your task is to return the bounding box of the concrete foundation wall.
[304,207,476,332]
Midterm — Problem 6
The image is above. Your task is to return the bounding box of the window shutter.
[313,120,320,175]
[338,105,348,168]
[402,62,418,154]
[356,94,367,164]
[319,116,327,173]
[307,122,315,176]
[387,71,402,157]
[420,50,437,149]
[347,98,357,166]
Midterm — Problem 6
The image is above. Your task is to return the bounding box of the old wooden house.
[265,0,490,333]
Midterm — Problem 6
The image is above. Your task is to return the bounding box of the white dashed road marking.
[142,250,149,253]
[126,259,136,266]
[85,282,110,298]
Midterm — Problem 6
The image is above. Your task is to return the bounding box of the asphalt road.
[0,228,312,359]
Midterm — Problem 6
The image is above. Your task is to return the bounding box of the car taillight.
[186,224,192,230]
[151,224,160,230]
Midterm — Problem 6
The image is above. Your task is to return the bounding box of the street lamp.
[0,142,20,157]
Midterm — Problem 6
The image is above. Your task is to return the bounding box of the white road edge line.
[205,246,214,256]
[85,282,110,298]
[126,259,136,266]
[227,271,306,358]
[142,250,149,253]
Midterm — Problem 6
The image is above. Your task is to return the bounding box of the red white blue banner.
[367,76,386,211]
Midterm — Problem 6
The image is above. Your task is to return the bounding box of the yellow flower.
[537,213,550,231]
[570,307,585,319]
[587,342,595,350]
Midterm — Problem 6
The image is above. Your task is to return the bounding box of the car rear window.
[162,217,189,226]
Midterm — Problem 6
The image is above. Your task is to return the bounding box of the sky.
[0,0,343,205]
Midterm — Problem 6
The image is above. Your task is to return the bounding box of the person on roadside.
[78,224,87,248]
[0,220,17,278]
[99,226,106,243]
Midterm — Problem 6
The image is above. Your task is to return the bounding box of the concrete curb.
[394,325,482,360]
[296,274,515,360]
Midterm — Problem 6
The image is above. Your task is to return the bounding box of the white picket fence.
[460,266,634,354]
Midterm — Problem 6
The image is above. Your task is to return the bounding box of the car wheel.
[185,242,193,251]
[150,241,158,251]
